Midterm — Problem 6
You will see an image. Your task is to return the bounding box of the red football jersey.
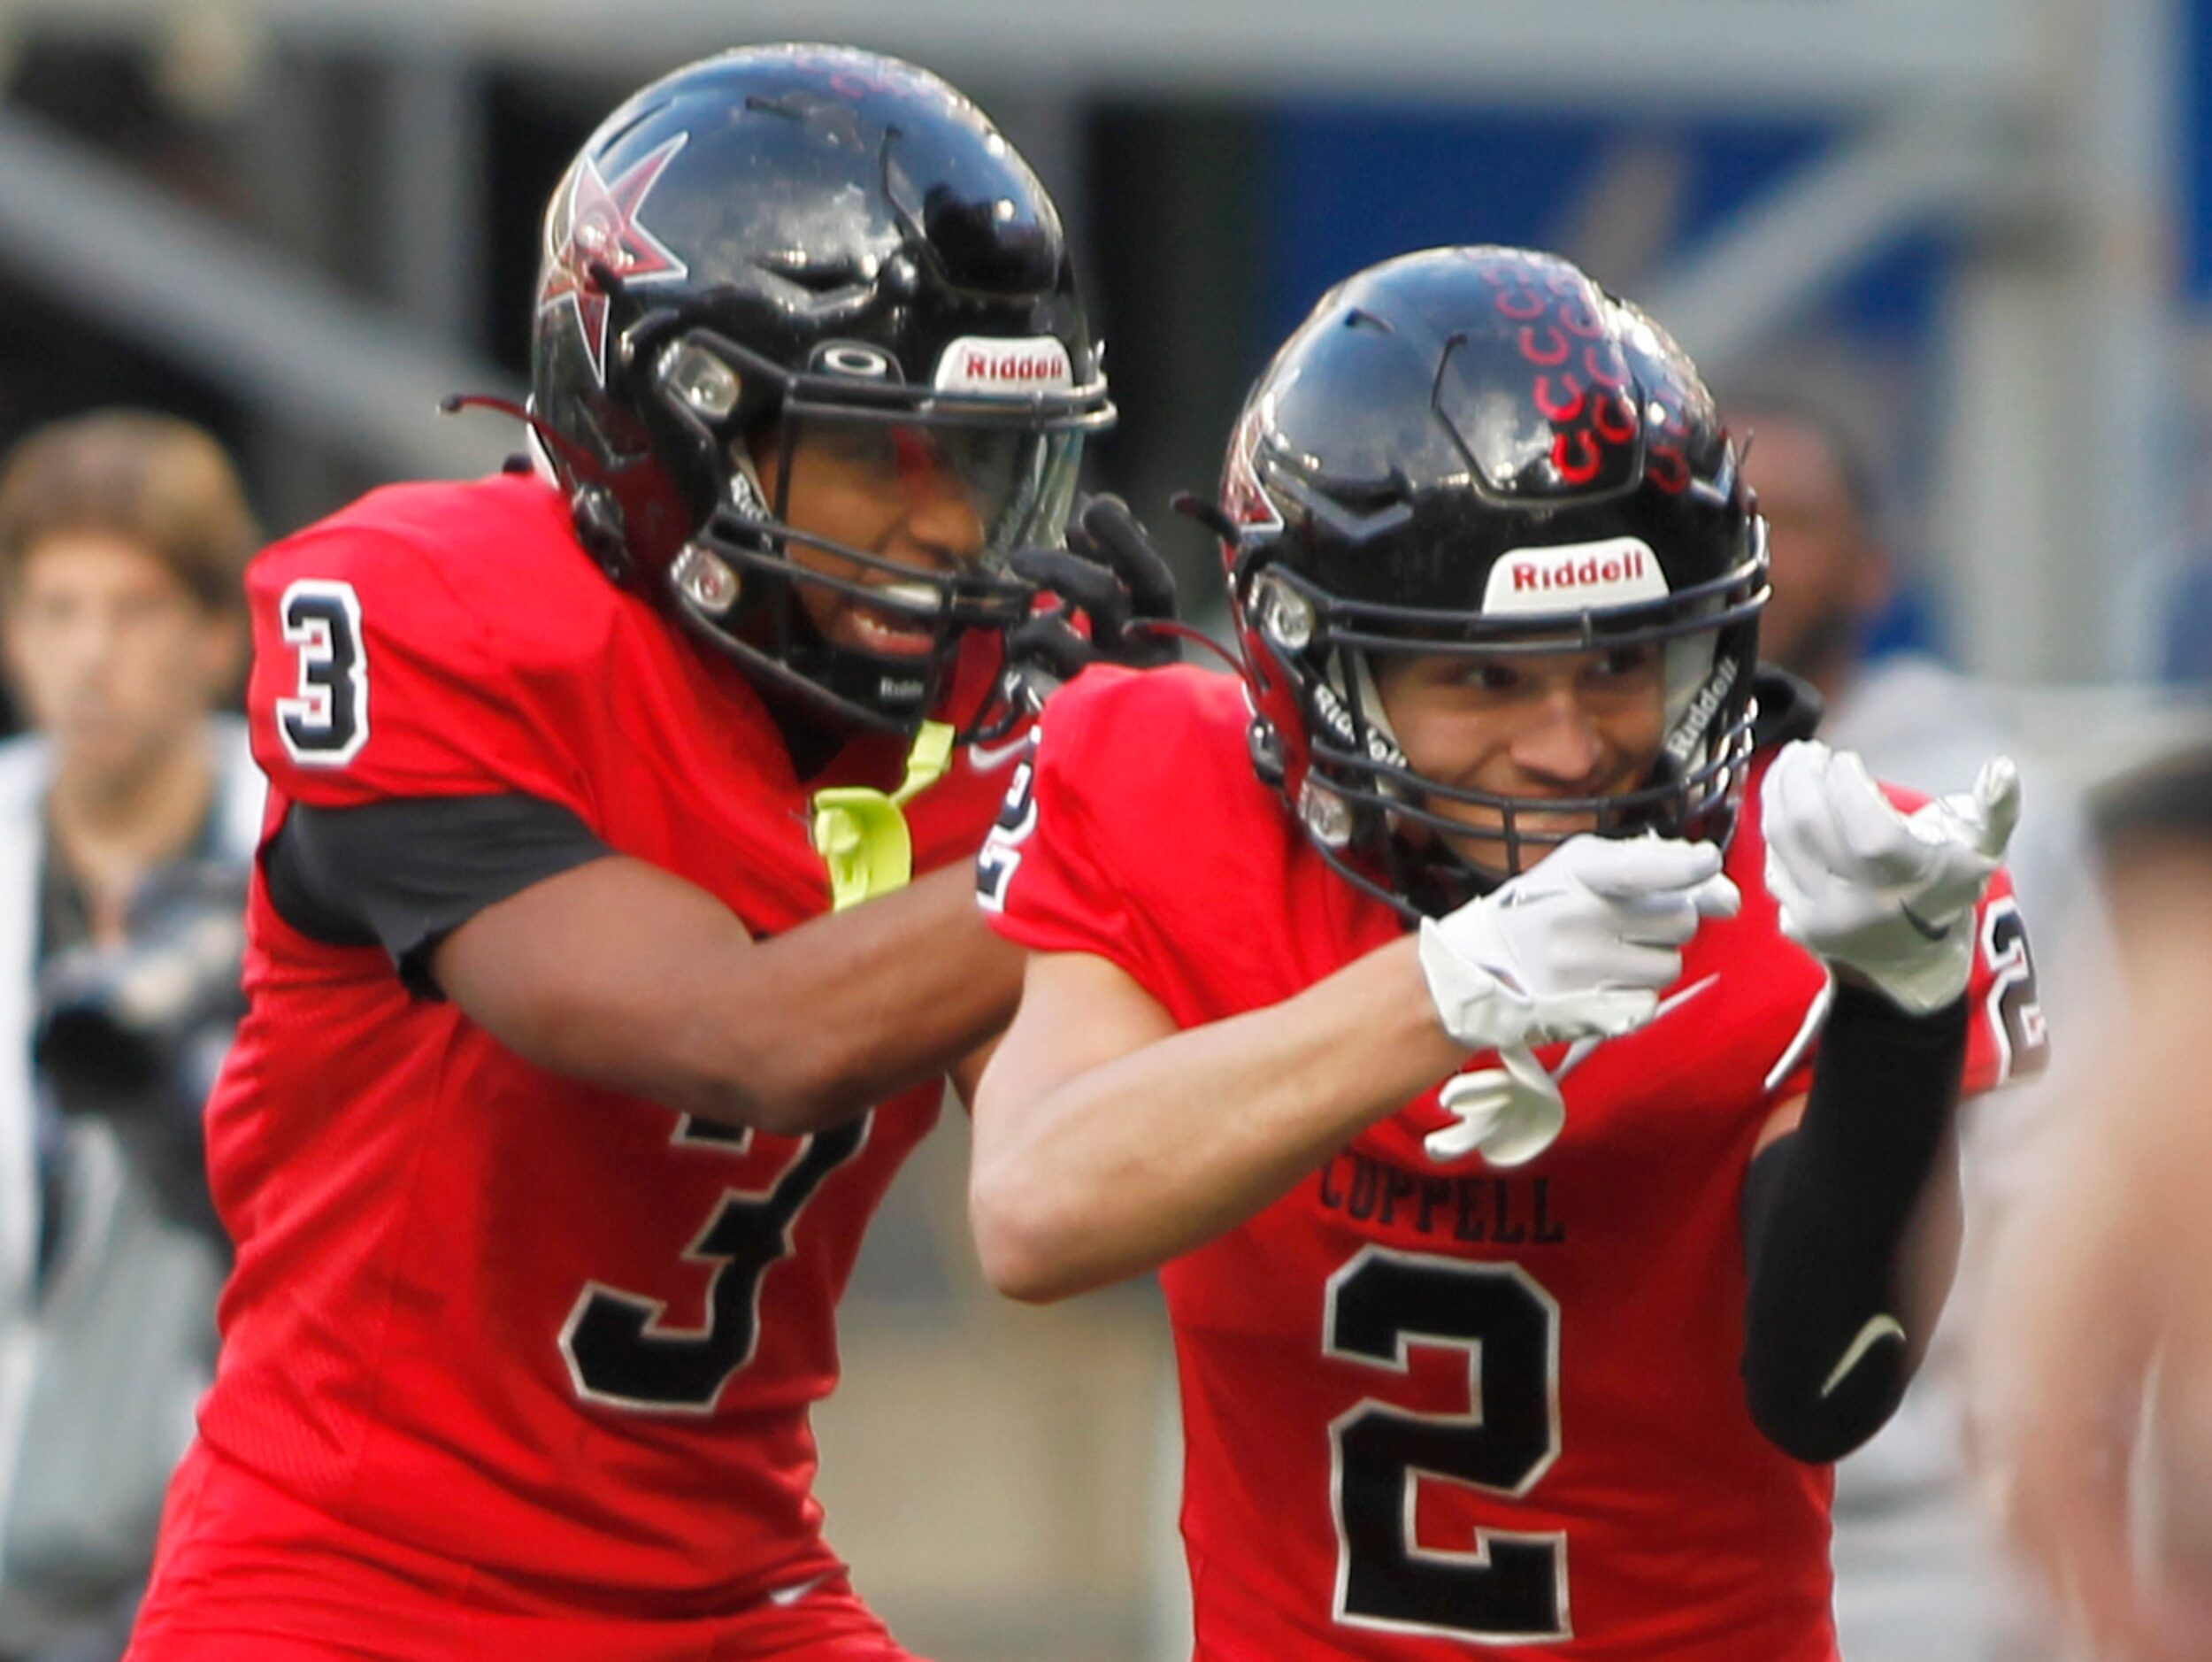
[982,665,2041,1662]
[149,474,1019,1652]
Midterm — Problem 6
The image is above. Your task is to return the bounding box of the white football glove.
[1417,833,1741,1054]
[1428,1046,1565,1167]
[1760,740,2021,1014]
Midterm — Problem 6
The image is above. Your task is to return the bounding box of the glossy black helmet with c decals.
[1217,245,1767,915]
[527,44,1112,735]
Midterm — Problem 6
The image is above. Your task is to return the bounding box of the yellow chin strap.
[809,720,956,912]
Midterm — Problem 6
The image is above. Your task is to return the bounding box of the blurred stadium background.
[2,2,2207,1656]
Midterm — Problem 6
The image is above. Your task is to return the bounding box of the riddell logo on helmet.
[1664,658,1739,765]
[1482,537,1671,617]
[1513,549,1644,592]
[964,350,1059,381]
[933,336,1073,395]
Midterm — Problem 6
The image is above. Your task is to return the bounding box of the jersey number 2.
[1327,1248,1570,1644]
[560,1115,868,1413]
[1981,896,2048,1081]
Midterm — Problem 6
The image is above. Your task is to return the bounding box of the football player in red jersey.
[969,246,2047,1659]
[127,45,1170,1662]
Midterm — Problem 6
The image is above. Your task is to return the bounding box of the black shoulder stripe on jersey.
[1749,666,1824,750]
[263,793,613,1000]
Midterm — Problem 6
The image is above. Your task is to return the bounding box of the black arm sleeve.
[1740,980,1970,1464]
[263,794,613,999]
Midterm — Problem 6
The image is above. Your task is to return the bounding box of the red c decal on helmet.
[1495,285,1547,321]
[1552,430,1602,484]
[1583,346,1630,390]
[1649,444,1691,494]
[1593,392,1637,445]
[1533,374,1586,423]
[1559,298,1605,340]
[1519,326,1571,367]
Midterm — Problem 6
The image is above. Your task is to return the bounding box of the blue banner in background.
[2189,0,2212,302]
[1258,106,1947,357]
[2151,0,2212,678]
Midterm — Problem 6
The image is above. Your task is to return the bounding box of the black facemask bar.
[682,501,1038,736]
[1252,550,1767,918]
[1312,704,1756,868]
[640,322,1110,735]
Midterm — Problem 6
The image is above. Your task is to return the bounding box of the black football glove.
[983,493,1178,735]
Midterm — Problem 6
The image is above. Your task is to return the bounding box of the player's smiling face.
[752,422,989,660]
[1371,640,1668,862]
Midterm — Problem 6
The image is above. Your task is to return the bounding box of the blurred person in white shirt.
[0,410,261,1662]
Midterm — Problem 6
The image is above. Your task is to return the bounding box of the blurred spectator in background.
[1732,394,2116,1659]
[1976,742,2212,1662]
[1733,395,2093,909]
[0,411,260,1662]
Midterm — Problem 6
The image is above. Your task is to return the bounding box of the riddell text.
[963,350,1063,382]
[1511,548,1647,593]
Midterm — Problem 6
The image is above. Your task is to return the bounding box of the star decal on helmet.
[538,133,691,386]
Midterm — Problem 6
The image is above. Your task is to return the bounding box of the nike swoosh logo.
[1555,973,1720,1081]
[766,1574,827,1609]
[966,736,1032,773]
[1821,1313,1908,1398]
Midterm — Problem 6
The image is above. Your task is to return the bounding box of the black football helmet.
[527,44,1112,735]
[1217,245,1768,917]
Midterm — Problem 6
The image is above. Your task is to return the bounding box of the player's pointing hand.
[1761,740,2019,1013]
[1417,832,1740,1054]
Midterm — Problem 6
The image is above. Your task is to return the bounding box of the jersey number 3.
[1328,1248,1570,1644]
[559,1115,868,1413]
[275,579,369,766]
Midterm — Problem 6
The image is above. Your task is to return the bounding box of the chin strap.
[809,720,957,911]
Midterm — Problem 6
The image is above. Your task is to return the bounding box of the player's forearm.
[675,865,1023,1134]
[971,938,1463,1302]
[443,858,1019,1136]
[1739,981,1968,1463]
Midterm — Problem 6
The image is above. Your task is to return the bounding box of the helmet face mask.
[527,46,1112,735]
[1221,246,1769,918]
[636,324,1098,731]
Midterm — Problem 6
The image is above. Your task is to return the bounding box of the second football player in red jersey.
[128,45,1170,1662]
[971,247,2047,1658]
